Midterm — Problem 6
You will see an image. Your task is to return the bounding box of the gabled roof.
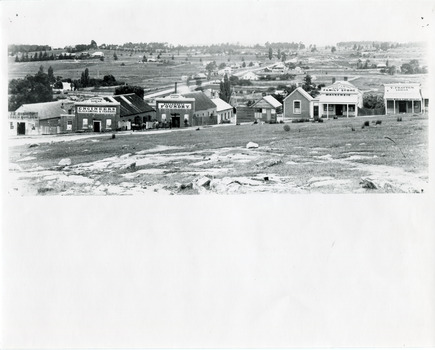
[104,93,155,117]
[262,95,282,108]
[183,91,217,112]
[14,100,74,119]
[211,98,233,112]
[284,87,313,102]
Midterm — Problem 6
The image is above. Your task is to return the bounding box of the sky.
[1,0,434,48]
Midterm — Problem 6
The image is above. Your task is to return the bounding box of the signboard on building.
[158,103,192,110]
[77,106,117,114]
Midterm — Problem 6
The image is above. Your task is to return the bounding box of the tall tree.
[8,67,53,111]
[47,66,55,83]
[80,68,90,87]
[268,47,273,60]
[219,74,232,103]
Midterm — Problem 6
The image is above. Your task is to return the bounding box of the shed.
[252,95,282,123]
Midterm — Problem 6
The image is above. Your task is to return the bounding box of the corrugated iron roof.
[105,93,155,117]
[15,100,74,120]
[183,91,217,112]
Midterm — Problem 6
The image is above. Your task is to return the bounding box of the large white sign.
[158,103,192,110]
[77,106,117,114]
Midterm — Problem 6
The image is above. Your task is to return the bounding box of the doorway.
[17,122,26,135]
[336,105,343,116]
[171,116,180,128]
[313,106,319,117]
[93,120,101,132]
[399,101,407,113]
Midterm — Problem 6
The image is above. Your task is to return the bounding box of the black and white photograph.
[2,0,433,195]
[1,0,435,349]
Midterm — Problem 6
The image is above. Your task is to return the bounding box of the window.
[271,109,276,114]
[106,119,112,128]
[323,105,333,112]
[10,122,14,129]
[349,105,355,112]
[67,120,73,130]
[184,114,189,121]
[83,118,88,128]
[387,101,394,109]
[293,101,301,114]
[162,113,166,120]
[262,108,266,113]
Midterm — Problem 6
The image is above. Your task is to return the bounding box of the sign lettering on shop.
[158,103,192,110]
[77,106,117,114]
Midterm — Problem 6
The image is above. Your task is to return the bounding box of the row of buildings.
[8,80,429,136]
[8,91,234,136]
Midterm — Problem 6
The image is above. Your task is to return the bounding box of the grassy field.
[8,114,428,195]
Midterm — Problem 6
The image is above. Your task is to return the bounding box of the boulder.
[195,176,211,188]
[360,178,377,189]
[246,142,259,149]
[58,158,72,166]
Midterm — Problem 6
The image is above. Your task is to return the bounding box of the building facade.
[384,83,424,115]
[75,97,120,132]
[155,94,196,128]
[283,87,314,119]
[211,97,233,123]
[318,81,363,118]
[252,95,282,123]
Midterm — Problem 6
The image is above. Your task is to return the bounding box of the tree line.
[8,66,145,111]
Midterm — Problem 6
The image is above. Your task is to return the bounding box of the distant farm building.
[239,71,259,81]
[384,83,426,115]
[252,95,282,123]
[318,80,363,118]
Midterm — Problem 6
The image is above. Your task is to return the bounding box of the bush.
[363,121,370,127]
[283,124,290,132]
[317,118,324,123]
[397,116,402,122]
[375,120,382,125]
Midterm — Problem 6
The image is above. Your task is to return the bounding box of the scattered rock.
[121,162,136,170]
[360,178,377,189]
[246,142,259,149]
[179,183,193,190]
[58,158,71,166]
[265,159,282,167]
[264,176,269,181]
[28,143,40,148]
[195,176,211,188]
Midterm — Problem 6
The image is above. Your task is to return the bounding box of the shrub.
[375,120,382,125]
[363,121,370,127]
[317,118,324,123]
[283,124,290,132]
[397,116,402,122]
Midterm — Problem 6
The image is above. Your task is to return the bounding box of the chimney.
[332,77,336,84]
[344,76,348,81]
[174,82,177,93]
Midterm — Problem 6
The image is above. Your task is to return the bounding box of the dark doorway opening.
[313,106,319,117]
[336,105,343,116]
[93,120,101,132]
[399,101,407,113]
[17,122,26,135]
[171,113,180,128]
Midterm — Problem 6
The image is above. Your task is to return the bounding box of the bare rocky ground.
[8,120,428,196]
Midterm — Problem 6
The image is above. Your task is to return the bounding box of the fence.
[358,107,385,116]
